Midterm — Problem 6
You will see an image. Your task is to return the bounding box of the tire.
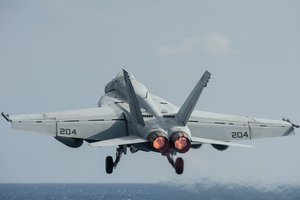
[175,157,184,174]
[105,156,114,174]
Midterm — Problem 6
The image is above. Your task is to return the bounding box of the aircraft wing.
[149,94,296,142]
[187,110,296,142]
[1,106,128,141]
[88,135,148,147]
[191,137,255,148]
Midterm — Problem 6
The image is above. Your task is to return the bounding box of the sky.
[0,0,300,184]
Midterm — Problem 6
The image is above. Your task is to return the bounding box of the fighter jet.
[2,70,298,174]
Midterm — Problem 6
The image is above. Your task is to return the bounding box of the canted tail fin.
[123,69,145,125]
[176,70,211,126]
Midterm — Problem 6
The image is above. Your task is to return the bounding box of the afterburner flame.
[175,137,188,150]
[153,136,166,150]
[170,132,191,153]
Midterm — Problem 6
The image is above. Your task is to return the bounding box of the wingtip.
[1,112,12,122]
[122,68,129,74]
[282,118,299,128]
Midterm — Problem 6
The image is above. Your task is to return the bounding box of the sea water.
[0,183,299,200]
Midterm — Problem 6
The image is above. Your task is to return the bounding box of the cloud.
[157,32,236,56]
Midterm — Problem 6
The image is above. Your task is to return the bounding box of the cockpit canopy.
[104,71,136,93]
[115,71,136,82]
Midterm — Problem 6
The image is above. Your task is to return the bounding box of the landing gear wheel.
[175,157,184,174]
[105,156,114,174]
[104,146,127,174]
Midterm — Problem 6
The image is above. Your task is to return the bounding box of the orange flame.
[153,137,166,150]
[175,137,188,150]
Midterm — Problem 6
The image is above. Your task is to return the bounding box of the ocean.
[0,182,299,200]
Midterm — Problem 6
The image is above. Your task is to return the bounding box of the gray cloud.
[157,32,236,56]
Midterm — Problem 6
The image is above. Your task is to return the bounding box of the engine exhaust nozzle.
[147,130,169,152]
[170,131,191,153]
[153,137,167,150]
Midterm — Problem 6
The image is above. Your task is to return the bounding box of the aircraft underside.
[1,69,298,175]
[104,143,191,174]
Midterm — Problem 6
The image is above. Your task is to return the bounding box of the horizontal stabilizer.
[88,135,148,147]
[191,137,255,148]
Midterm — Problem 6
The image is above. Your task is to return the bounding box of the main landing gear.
[105,145,126,174]
[167,154,184,174]
[105,145,184,175]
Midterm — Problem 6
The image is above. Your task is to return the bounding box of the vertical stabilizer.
[176,71,211,125]
[123,69,145,125]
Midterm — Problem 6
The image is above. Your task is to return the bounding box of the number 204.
[232,132,248,138]
[60,128,77,135]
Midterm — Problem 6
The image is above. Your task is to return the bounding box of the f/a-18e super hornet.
[2,70,299,174]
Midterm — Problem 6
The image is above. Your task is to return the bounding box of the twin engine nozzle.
[147,130,169,153]
[169,131,191,153]
[147,130,191,153]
